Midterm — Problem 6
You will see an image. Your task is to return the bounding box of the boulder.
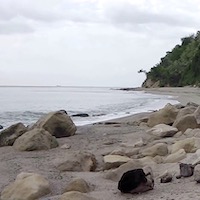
[184,128,200,137]
[147,104,179,127]
[164,149,186,163]
[0,125,3,129]
[60,191,97,200]
[176,106,196,119]
[194,164,200,183]
[147,124,178,138]
[173,114,200,132]
[1,172,50,200]
[194,106,200,124]
[56,152,96,172]
[13,128,58,151]
[141,143,168,157]
[118,167,154,194]
[64,178,90,193]
[32,110,76,138]
[160,171,173,183]
[103,155,132,170]
[0,123,27,147]
[171,137,200,154]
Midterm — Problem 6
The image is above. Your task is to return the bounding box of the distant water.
[0,86,179,128]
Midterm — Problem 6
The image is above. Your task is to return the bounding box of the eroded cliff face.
[142,79,160,88]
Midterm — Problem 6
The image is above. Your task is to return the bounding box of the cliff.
[142,31,200,88]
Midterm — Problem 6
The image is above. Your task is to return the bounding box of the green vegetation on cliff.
[142,31,200,87]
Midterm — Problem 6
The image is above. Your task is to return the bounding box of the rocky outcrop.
[60,191,97,200]
[64,178,91,193]
[147,124,178,138]
[13,128,58,151]
[147,104,179,127]
[32,110,77,138]
[0,123,27,147]
[1,172,50,200]
[56,151,97,172]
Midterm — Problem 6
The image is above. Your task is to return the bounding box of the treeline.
[143,31,200,87]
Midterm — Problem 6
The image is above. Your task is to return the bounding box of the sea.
[0,86,179,128]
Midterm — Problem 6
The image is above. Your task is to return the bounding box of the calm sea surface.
[0,86,179,128]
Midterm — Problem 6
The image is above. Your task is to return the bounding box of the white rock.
[1,172,50,200]
[164,149,186,163]
[103,155,132,170]
[147,124,178,138]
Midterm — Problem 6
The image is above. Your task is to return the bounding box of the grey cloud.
[104,2,199,29]
[0,0,100,23]
[0,21,34,34]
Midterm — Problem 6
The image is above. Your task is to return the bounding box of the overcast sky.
[0,0,199,87]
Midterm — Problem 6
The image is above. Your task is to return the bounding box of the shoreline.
[95,86,200,126]
[0,87,200,199]
[136,87,200,106]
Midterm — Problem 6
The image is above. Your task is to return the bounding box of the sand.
[0,87,200,200]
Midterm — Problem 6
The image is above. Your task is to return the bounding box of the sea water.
[0,86,179,128]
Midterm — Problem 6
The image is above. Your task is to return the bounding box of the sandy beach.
[1,87,200,200]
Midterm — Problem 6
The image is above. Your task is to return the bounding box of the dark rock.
[160,171,173,183]
[72,113,89,117]
[176,163,194,178]
[0,125,3,130]
[118,168,154,194]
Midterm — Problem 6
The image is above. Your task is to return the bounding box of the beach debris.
[31,110,77,138]
[118,167,154,194]
[1,172,50,200]
[0,123,27,147]
[13,128,58,151]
